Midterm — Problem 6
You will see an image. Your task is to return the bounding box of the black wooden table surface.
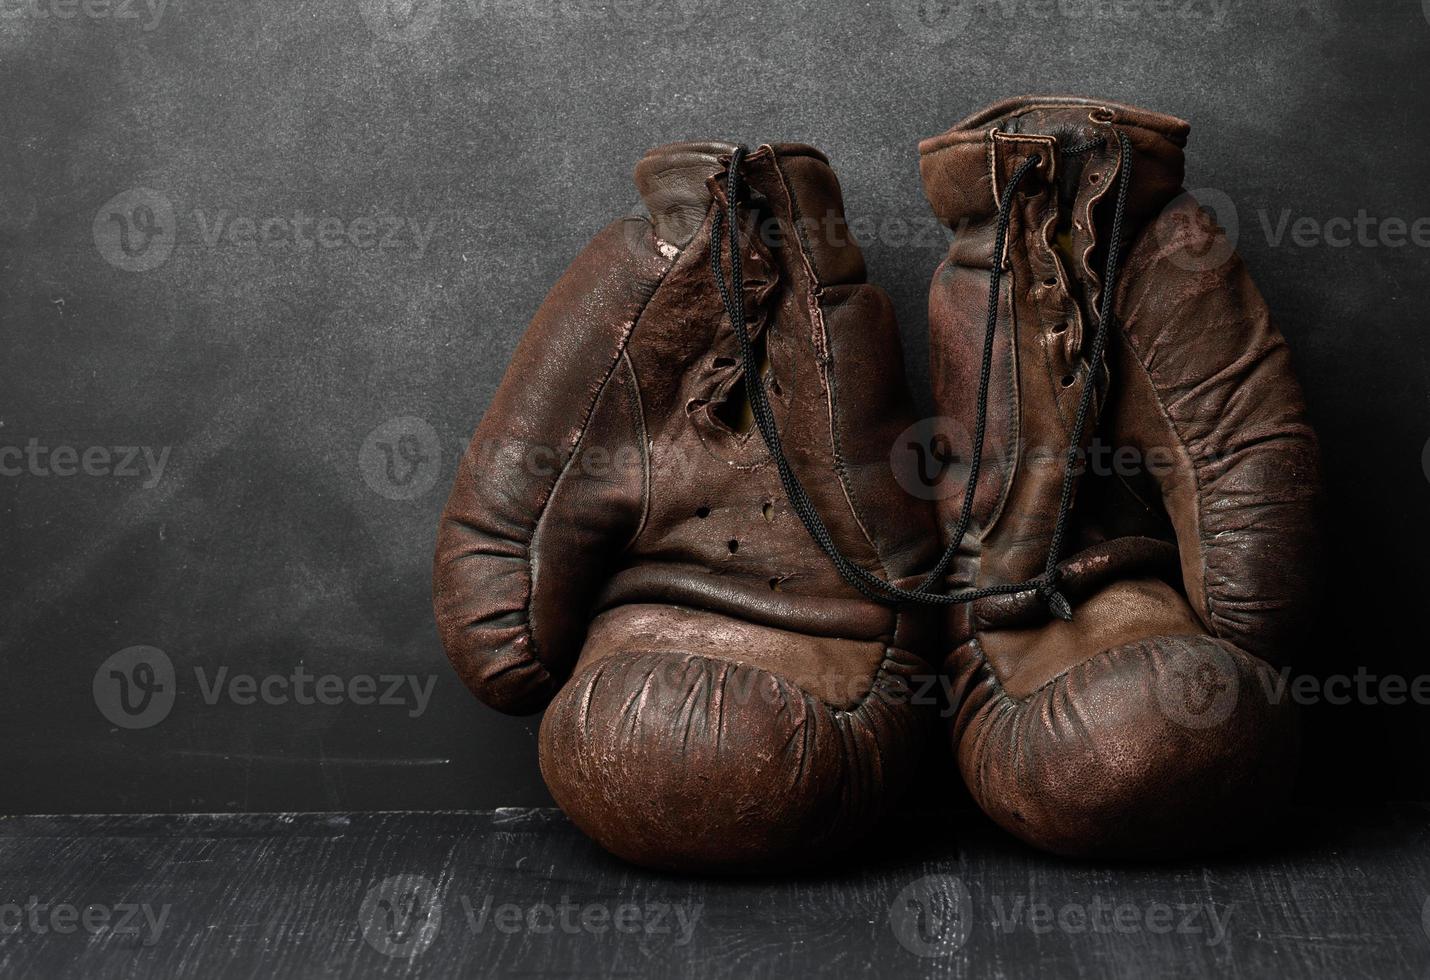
[0,807,1425,978]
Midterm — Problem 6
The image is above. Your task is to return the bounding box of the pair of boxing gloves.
[433,96,1322,871]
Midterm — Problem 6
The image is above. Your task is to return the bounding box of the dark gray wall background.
[2,0,1426,813]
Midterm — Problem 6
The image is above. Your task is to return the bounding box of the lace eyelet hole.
[1060,374,1076,388]
[727,539,739,554]
[1051,322,1068,335]
[1088,173,1102,185]
[1042,277,1058,288]
[696,506,710,519]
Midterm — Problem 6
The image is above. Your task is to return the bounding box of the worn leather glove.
[918,96,1321,857]
[434,141,940,871]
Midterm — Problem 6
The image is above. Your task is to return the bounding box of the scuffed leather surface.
[436,142,939,870]
[542,646,927,872]
[923,97,1320,858]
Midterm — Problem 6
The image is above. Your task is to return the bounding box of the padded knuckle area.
[955,634,1298,858]
[539,649,926,872]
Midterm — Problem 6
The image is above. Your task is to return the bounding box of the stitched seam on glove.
[520,241,679,684]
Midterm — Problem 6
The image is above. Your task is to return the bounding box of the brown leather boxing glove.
[433,141,941,871]
[918,97,1322,857]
